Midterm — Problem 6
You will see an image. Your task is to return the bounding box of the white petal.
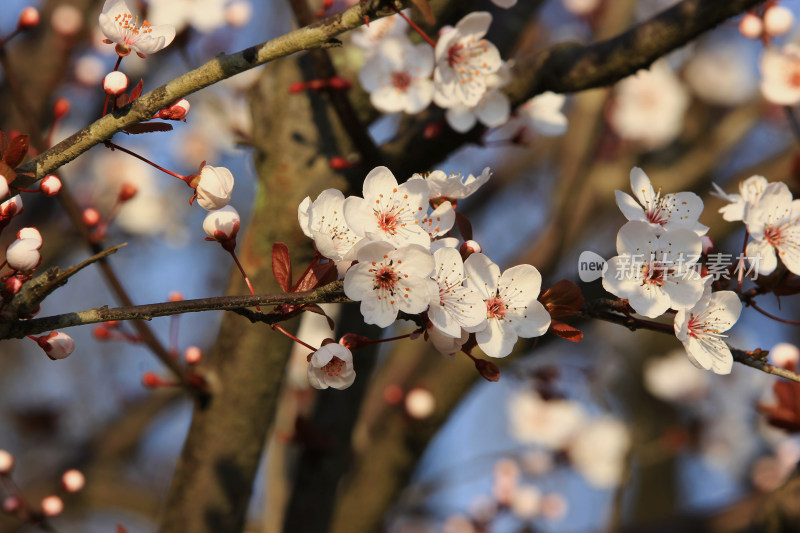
[630,167,655,208]
[614,190,646,222]
[477,317,517,358]
[747,239,778,276]
[464,253,500,299]
[446,106,478,133]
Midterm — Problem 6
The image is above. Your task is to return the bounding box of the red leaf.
[294,261,337,293]
[540,279,585,318]
[409,0,436,25]
[129,79,144,101]
[455,212,473,241]
[548,319,583,342]
[304,304,335,330]
[123,123,174,135]
[117,526,129,533]
[4,134,29,168]
[272,243,292,292]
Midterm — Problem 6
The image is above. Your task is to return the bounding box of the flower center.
[114,13,153,45]
[376,209,401,234]
[321,356,346,377]
[641,262,666,286]
[374,266,398,291]
[764,225,784,247]
[391,72,411,90]
[486,297,506,319]
[644,189,669,226]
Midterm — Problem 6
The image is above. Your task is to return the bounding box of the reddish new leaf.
[4,134,29,168]
[129,79,144,101]
[540,279,585,318]
[272,242,292,292]
[304,304,336,330]
[548,319,583,342]
[455,212,473,241]
[123,123,174,135]
[294,261,338,293]
[409,0,436,25]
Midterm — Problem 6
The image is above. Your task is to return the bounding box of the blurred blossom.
[760,44,800,105]
[568,417,631,488]
[608,60,689,149]
[508,390,586,450]
[74,55,107,86]
[520,449,553,476]
[684,34,758,106]
[442,515,475,533]
[763,5,795,37]
[751,454,793,492]
[644,349,710,403]
[225,1,252,27]
[467,495,497,523]
[541,492,568,520]
[351,12,409,53]
[177,92,253,164]
[492,458,520,505]
[510,484,542,520]
[147,0,230,34]
[771,342,800,368]
[51,4,83,37]
[563,0,600,16]
[405,388,436,419]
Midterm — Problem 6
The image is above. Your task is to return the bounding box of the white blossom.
[147,0,230,33]
[351,12,409,52]
[359,36,434,114]
[508,390,586,449]
[6,230,42,271]
[203,205,240,241]
[428,247,487,338]
[463,253,551,358]
[98,0,176,57]
[514,92,568,140]
[195,164,234,210]
[743,181,800,276]
[684,34,758,106]
[412,167,492,201]
[569,418,631,488]
[298,189,360,263]
[344,166,431,248]
[674,286,742,374]
[615,167,708,235]
[760,44,800,106]
[421,201,455,240]
[711,174,769,222]
[643,349,710,402]
[343,241,435,328]
[438,64,511,132]
[36,332,76,360]
[433,12,502,108]
[602,221,706,318]
[307,343,356,390]
[608,61,689,149]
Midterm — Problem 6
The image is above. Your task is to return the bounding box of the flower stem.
[104,141,188,182]
[228,249,261,312]
[101,57,124,117]
[272,323,317,352]
[391,6,437,48]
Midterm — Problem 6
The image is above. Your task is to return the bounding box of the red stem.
[391,6,437,48]
[101,56,124,117]
[229,250,261,312]
[272,323,317,352]
[105,141,189,182]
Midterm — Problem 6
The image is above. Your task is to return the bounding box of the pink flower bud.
[382,384,404,405]
[0,449,14,474]
[203,205,240,242]
[40,175,62,196]
[52,97,71,120]
[764,5,794,37]
[82,207,100,226]
[461,240,481,255]
[17,7,40,29]
[0,175,8,200]
[194,165,234,210]
[404,387,435,419]
[6,237,41,271]
[184,346,202,364]
[34,332,76,360]
[739,13,763,39]
[61,469,85,493]
[40,495,63,517]
[156,99,191,120]
[168,291,184,302]
[0,195,23,218]
[118,183,137,202]
[2,496,21,514]
[103,71,129,96]
[4,276,22,297]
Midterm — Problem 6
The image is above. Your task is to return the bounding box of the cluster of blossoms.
[353,10,568,139]
[602,168,743,374]
[300,165,553,389]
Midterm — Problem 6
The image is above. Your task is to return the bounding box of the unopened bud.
[339,333,370,350]
[288,81,306,93]
[327,76,351,91]
[2,496,21,514]
[4,276,22,297]
[405,387,435,419]
[0,450,14,474]
[82,207,100,227]
[739,13,763,39]
[0,176,8,200]
[460,240,481,258]
[142,372,161,388]
[474,357,500,382]
[34,332,75,360]
[61,469,85,493]
[40,175,62,196]
[40,495,63,517]
[93,326,112,340]
[156,99,190,120]
[1,195,23,217]
[168,291,184,301]
[103,71,129,96]
[764,5,794,37]
[329,156,358,170]
[53,98,71,120]
[118,182,137,202]
[17,7,40,29]
[383,384,404,405]
[184,346,202,364]
[701,235,713,255]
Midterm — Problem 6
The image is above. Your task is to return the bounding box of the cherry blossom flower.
[307,343,356,390]
[98,0,176,57]
[359,37,434,114]
[463,253,551,358]
[437,64,510,132]
[41,496,63,517]
[643,349,710,402]
[6,228,42,271]
[674,286,742,374]
[351,11,409,52]
[510,485,542,520]
[343,166,431,248]
[61,470,86,493]
[428,247,487,338]
[602,221,706,318]
[760,44,800,106]
[426,324,469,358]
[103,71,128,95]
[343,241,435,328]
[743,181,800,276]
[711,174,769,222]
[33,332,76,360]
[433,12,502,108]
[298,189,360,264]
[513,92,568,141]
[203,205,240,242]
[193,164,234,210]
[412,167,492,201]
[508,390,586,449]
[147,0,229,33]
[740,13,764,39]
[771,342,800,368]
[568,418,631,488]
[763,5,795,37]
[615,167,708,235]
[421,201,455,240]
[684,34,758,107]
[608,60,689,149]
